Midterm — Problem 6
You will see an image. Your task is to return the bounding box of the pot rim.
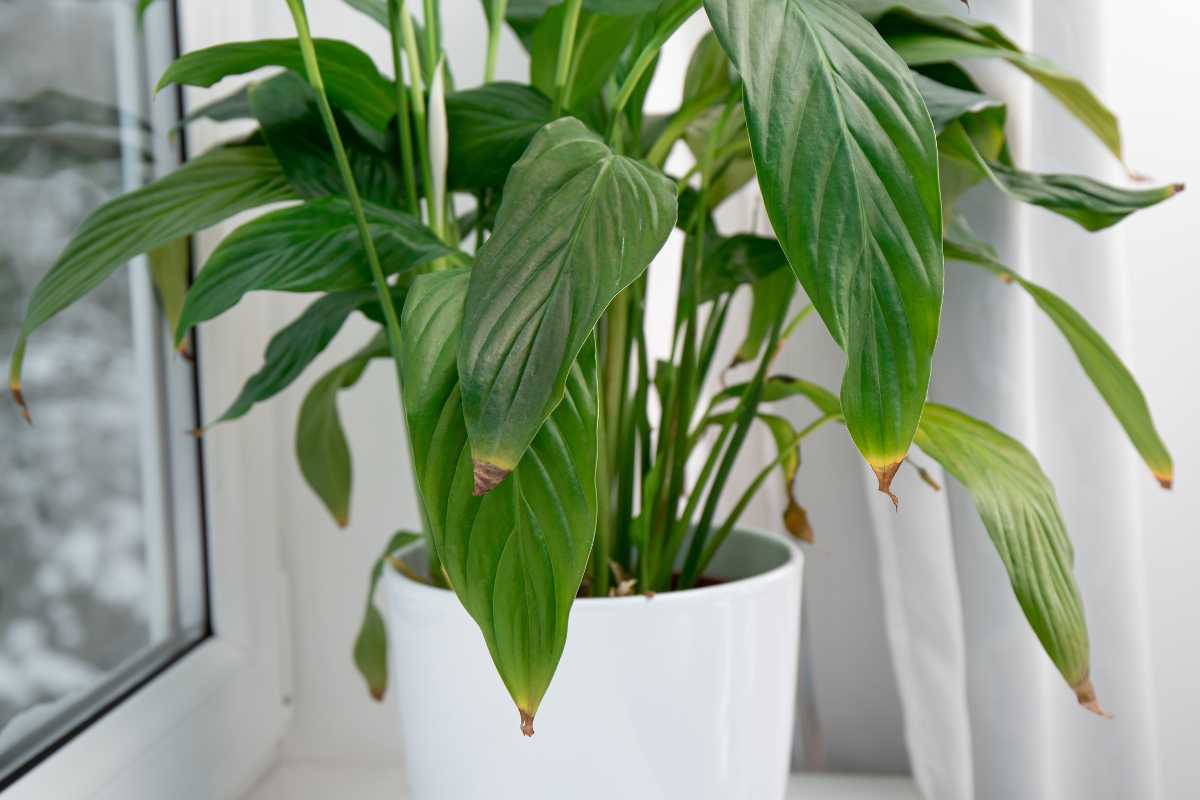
[386,526,804,607]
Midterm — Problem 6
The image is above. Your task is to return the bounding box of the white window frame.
[3,3,292,798]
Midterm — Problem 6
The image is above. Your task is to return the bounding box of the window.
[0,0,208,789]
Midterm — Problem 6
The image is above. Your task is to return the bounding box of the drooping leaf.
[13,146,295,386]
[704,0,945,492]
[156,38,396,130]
[354,529,422,701]
[177,197,456,342]
[445,83,554,191]
[914,403,1100,713]
[401,269,599,736]
[945,217,1174,488]
[250,72,404,206]
[758,413,812,542]
[939,121,1181,232]
[296,333,388,527]
[458,118,675,491]
[853,1,1125,164]
[147,239,191,351]
[216,288,380,424]
[731,267,794,367]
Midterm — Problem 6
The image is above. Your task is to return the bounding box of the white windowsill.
[244,762,920,800]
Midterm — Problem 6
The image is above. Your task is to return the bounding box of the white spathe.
[384,528,803,800]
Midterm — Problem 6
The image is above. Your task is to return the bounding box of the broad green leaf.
[530,7,636,110]
[915,403,1100,712]
[354,529,422,701]
[401,269,599,735]
[13,146,294,386]
[857,2,1125,163]
[731,267,794,367]
[156,38,395,130]
[296,333,388,526]
[704,0,944,490]
[458,118,675,490]
[445,83,554,191]
[177,197,455,341]
[939,121,1181,232]
[945,217,1174,488]
[250,72,403,206]
[215,288,378,424]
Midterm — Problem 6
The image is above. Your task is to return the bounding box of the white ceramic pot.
[384,527,804,800]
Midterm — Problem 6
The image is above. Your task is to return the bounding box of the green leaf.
[177,197,454,343]
[137,0,159,21]
[156,38,396,130]
[296,333,388,527]
[939,121,1182,232]
[458,118,675,489]
[147,239,191,352]
[445,83,555,191]
[860,2,1125,163]
[341,0,388,26]
[215,288,379,424]
[704,0,944,490]
[401,269,599,735]
[731,267,794,367]
[914,72,1004,134]
[249,72,404,206]
[530,6,637,110]
[713,374,842,419]
[758,413,813,542]
[914,404,1100,713]
[696,232,787,302]
[945,217,1174,488]
[354,529,422,701]
[13,146,295,384]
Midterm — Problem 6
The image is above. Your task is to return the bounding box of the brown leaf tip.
[472,461,511,497]
[176,341,194,363]
[10,384,31,425]
[1155,473,1173,491]
[1171,183,1186,196]
[1074,678,1112,719]
[872,460,903,511]
[519,709,535,738]
[784,501,814,543]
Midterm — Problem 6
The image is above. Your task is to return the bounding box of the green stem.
[693,414,835,576]
[396,1,438,232]
[388,0,420,216]
[552,0,584,116]
[286,0,403,371]
[644,86,728,167]
[422,0,440,79]
[593,404,612,597]
[678,318,783,588]
[484,0,508,82]
[606,0,702,144]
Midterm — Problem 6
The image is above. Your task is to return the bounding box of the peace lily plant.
[12,0,1179,740]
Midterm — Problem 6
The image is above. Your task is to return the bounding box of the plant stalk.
[387,0,420,216]
[484,0,508,83]
[552,0,584,116]
[395,0,438,233]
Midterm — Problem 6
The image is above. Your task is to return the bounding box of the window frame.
[2,2,292,797]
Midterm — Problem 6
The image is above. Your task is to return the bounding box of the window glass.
[0,0,207,786]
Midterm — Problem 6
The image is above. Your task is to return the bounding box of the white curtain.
[732,1,1169,797]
